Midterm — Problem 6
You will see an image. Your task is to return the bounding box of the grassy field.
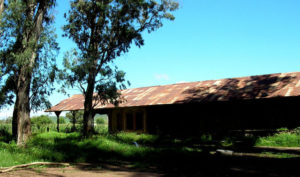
[1,123,300,176]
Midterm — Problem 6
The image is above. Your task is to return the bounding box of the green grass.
[0,129,205,168]
[113,132,158,145]
[2,124,300,168]
[259,151,300,158]
[0,131,158,167]
[0,141,45,167]
[255,132,300,147]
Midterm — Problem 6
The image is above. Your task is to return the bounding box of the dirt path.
[0,163,164,177]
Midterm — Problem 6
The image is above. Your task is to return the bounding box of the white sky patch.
[176,81,187,83]
[0,107,13,119]
[0,107,67,120]
[154,74,170,81]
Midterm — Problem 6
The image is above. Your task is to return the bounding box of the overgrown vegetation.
[256,129,300,147]
[1,125,300,168]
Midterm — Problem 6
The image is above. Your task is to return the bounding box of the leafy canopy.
[61,0,178,105]
[31,115,53,125]
[0,0,59,110]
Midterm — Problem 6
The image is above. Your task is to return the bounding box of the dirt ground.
[0,163,164,177]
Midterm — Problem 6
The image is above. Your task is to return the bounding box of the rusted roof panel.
[46,71,300,112]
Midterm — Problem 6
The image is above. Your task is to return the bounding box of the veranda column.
[55,111,61,132]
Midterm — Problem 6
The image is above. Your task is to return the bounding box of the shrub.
[31,115,53,126]
[256,131,300,147]
[95,117,105,125]
[0,124,12,142]
[59,117,67,124]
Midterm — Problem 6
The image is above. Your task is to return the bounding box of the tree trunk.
[12,67,32,146]
[11,0,48,145]
[0,0,4,16]
[0,0,4,38]
[12,96,19,140]
[83,71,96,137]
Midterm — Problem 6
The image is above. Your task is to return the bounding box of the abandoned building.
[46,71,300,136]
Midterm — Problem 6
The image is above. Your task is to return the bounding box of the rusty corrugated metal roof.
[46,71,300,112]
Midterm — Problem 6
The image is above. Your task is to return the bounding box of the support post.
[108,110,113,133]
[55,111,61,132]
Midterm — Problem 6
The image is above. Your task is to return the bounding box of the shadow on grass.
[0,124,13,143]
[11,132,297,177]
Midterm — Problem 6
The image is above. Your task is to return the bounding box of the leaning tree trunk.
[83,71,96,137]
[0,0,4,37]
[11,1,46,145]
[12,67,32,145]
[0,0,4,16]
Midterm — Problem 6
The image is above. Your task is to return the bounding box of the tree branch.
[29,77,49,101]
[0,162,70,173]
[78,82,86,94]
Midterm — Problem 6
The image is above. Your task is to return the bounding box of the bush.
[31,115,53,126]
[95,114,107,125]
[256,130,300,147]
[0,124,12,142]
[95,117,105,124]
[59,117,67,124]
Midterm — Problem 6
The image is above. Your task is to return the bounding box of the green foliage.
[95,117,105,124]
[65,111,83,124]
[276,127,288,132]
[59,117,67,124]
[0,141,41,167]
[31,115,54,126]
[0,131,153,167]
[114,132,158,145]
[95,114,107,125]
[0,0,59,110]
[0,124,12,142]
[256,131,300,147]
[2,129,300,168]
[61,1,179,136]
[259,151,300,158]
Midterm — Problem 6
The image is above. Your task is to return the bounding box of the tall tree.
[62,0,178,136]
[0,0,58,145]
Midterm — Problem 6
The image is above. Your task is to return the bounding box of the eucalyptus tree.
[0,0,58,145]
[63,0,178,136]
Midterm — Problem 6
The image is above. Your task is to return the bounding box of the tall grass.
[0,123,108,134]
[0,131,157,167]
[0,124,12,142]
[1,124,300,168]
[256,132,300,147]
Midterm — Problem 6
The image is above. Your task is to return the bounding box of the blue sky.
[1,0,300,118]
[116,0,300,87]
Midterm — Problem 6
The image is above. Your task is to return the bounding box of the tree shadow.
[169,74,300,147]
[176,74,295,103]
[20,133,300,177]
